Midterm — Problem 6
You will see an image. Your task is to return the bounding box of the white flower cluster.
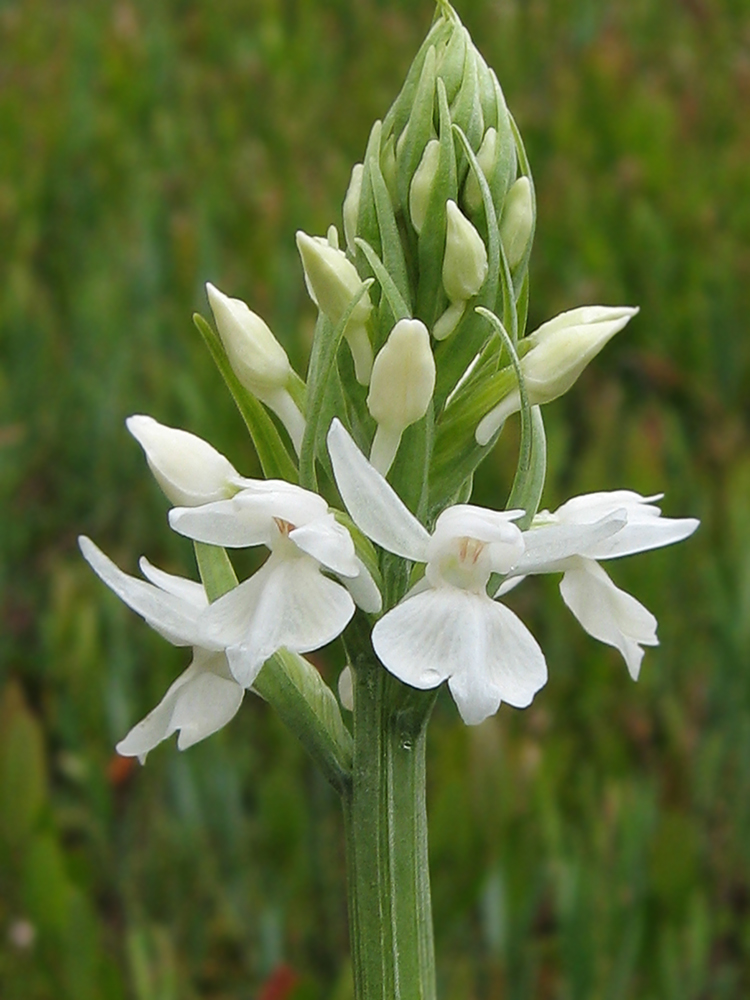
[83,405,697,757]
[81,414,378,760]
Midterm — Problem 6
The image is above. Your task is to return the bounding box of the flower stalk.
[343,616,437,1000]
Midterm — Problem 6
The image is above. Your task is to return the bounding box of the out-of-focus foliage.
[1,0,748,996]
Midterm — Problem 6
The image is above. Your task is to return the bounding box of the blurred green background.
[1,0,749,997]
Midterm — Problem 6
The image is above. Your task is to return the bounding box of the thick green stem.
[343,617,437,1000]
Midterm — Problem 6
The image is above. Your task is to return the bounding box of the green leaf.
[366,122,412,317]
[396,44,438,213]
[0,681,47,849]
[193,313,298,483]
[354,239,411,324]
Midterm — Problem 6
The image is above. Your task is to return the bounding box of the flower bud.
[296,230,374,385]
[206,283,290,400]
[206,283,305,453]
[409,138,440,235]
[463,127,498,214]
[343,163,364,254]
[366,318,436,475]
[443,199,488,304]
[475,306,639,445]
[127,415,240,506]
[499,176,534,271]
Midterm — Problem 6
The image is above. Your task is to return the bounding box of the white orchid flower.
[499,492,699,679]
[168,478,375,687]
[327,419,547,725]
[79,537,243,760]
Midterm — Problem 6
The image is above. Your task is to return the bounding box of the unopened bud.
[206,283,305,453]
[206,283,290,400]
[296,230,374,384]
[409,138,440,234]
[475,306,639,445]
[464,127,498,214]
[343,163,364,254]
[127,415,240,506]
[499,176,534,271]
[366,318,436,475]
[443,199,488,304]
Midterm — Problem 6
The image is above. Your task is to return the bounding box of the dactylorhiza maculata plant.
[80,4,699,997]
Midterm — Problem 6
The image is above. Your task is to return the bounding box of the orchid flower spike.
[327,419,547,725]
[79,537,243,760]
[168,477,380,687]
[500,492,700,678]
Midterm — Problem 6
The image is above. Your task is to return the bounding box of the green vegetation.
[1,0,748,996]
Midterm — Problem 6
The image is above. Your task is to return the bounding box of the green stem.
[343,617,437,1000]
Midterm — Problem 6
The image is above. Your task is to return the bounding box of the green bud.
[443,199,488,303]
[367,318,436,475]
[296,230,374,385]
[475,305,639,444]
[206,283,306,453]
[499,176,534,271]
[343,163,364,255]
[463,126,498,214]
[409,139,440,235]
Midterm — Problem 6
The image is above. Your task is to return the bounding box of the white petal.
[138,557,208,610]
[372,587,547,724]
[79,537,220,649]
[554,490,662,522]
[172,667,245,750]
[339,558,383,614]
[513,511,627,574]
[327,419,430,561]
[115,652,243,758]
[169,482,330,549]
[559,558,658,679]
[290,513,358,576]
[170,497,274,548]
[203,553,355,687]
[431,505,525,546]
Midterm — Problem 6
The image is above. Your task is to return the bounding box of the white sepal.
[79,536,220,650]
[327,419,430,561]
